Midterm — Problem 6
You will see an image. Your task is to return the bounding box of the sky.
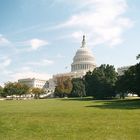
[0,0,140,85]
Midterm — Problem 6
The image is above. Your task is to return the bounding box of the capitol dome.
[71,35,96,72]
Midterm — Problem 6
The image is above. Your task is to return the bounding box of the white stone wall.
[18,78,47,89]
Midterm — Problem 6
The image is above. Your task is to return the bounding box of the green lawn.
[0,98,140,140]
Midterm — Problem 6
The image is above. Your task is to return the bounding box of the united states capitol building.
[18,35,96,92]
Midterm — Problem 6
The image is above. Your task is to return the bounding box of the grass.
[0,98,140,140]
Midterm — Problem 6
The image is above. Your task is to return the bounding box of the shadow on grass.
[86,99,140,110]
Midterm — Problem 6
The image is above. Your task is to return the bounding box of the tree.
[126,63,140,96]
[71,78,86,97]
[3,82,14,97]
[116,62,140,97]
[116,54,140,97]
[0,86,3,97]
[54,76,73,97]
[14,83,30,96]
[116,75,128,99]
[134,63,140,96]
[84,71,93,97]
[3,82,29,97]
[85,64,117,99]
[31,88,45,99]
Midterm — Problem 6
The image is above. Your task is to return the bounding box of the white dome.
[71,35,96,72]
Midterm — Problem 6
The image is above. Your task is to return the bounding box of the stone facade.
[18,78,48,89]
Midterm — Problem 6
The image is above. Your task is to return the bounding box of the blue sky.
[0,0,140,85]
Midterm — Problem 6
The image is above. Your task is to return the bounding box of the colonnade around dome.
[71,63,95,72]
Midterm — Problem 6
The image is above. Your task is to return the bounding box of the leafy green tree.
[116,54,140,97]
[3,82,29,97]
[85,64,117,99]
[84,71,93,97]
[116,61,140,97]
[116,75,128,99]
[31,88,45,99]
[71,78,86,97]
[15,83,30,96]
[0,86,4,97]
[125,64,140,96]
[54,76,73,97]
[134,63,140,96]
[3,82,15,97]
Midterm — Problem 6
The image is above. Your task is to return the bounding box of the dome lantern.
[81,35,86,48]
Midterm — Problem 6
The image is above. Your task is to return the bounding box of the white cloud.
[0,64,52,84]
[0,57,12,83]
[3,59,11,67]
[30,38,48,50]
[0,35,10,46]
[16,38,49,51]
[71,31,84,42]
[27,59,54,67]
[11,71,52,81]
[20,66,32,71]
[53,0,133,47]
[0,56,11,68]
